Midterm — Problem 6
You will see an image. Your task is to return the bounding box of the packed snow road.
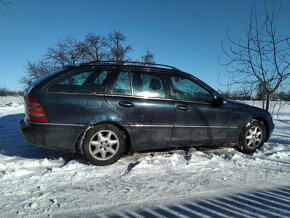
[0,97,289,217]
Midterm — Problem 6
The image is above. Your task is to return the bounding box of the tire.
[82,124,125,166]
[238,120,266,154]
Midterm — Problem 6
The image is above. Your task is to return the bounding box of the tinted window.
[110,71,131,95]
[58,72,91,85]
[171,76,212,102]
[32,68,66,87]
[49,70,110,93]
[132,72,166,98]
[94,71,108,85]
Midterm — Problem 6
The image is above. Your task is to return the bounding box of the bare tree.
[233,88,253,100]
[218,89,232,99]
[256,82,267,108]
[0,87,23,96]
[221,1,289,111]
[141,50,155,64]
[20,31,157,87]
[271,97,288,118]
[269,86,289,117]
[46,37,83,67]
[19,60,54,86]
[107,31,132,63]
[80,33,108,62]
[0,0,11,15]
[219,88,253,100]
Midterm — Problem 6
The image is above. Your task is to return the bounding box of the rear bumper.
[19,119,86,152]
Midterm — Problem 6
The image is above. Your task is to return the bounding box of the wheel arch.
[250,117,270,142]
[75,121,132,154]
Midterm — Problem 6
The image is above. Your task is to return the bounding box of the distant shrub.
[0,87,23,96]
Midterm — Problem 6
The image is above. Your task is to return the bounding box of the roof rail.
[79,61,180,71]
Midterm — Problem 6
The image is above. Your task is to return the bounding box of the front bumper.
[19,119,86,152]
[268,120,275,139]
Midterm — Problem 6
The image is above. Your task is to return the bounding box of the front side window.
[170,76,212,102]
[49,70,110,93]
[132,72,166,98]
[110,71,131,95]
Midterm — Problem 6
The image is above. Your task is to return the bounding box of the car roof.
[66,61,203,83]
[71,62,218,94]
[75,61,181,72]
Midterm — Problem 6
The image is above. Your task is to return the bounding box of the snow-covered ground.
[0,96,289,217]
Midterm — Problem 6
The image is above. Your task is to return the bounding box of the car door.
[105,69,175,150]
[169,74,231,146]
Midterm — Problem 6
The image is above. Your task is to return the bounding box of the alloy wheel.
[89,130,120,161]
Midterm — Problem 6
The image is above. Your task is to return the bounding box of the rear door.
[105,69,175,150]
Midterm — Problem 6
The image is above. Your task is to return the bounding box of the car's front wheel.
[82,124,125,166]
[238,120,266,154]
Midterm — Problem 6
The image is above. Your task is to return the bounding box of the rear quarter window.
[25,68,66,94]
[48,70,110,93]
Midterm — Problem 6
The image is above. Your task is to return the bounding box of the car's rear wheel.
[238,120,266,154]
[82,124,125,166]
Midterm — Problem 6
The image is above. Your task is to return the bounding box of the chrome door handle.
[118,101,134,107]
[176,105,189,111]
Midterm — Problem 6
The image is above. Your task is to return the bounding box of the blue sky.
[0,0,289,91]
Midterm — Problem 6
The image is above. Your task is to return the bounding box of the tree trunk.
[265,93,271,111]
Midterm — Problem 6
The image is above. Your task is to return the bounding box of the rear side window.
[94,71,108,85]
[110,72,131,96]
[48,70,110,93]
[170,76,212,102]
[131,72,166,98]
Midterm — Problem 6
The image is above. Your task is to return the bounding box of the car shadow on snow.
[0,113,224,167]
[108,186,290,217]
[268,137,290,146]
[275,118,290,125]
[0,113,81,164]
[1,113,289,168]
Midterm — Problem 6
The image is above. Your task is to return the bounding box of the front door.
[169,75,231,146]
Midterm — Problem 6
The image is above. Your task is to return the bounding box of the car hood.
[226,99,270,115]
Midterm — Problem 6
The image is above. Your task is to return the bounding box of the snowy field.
[0,96,289,217]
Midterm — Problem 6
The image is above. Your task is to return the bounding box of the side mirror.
[211,96,224,107]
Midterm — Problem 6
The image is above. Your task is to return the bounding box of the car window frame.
[105,68,132,96]
[167,73,214,104]
[108,70,133,96]
[130,70,168,99]
[45,67,114,95]
[106,68,170,100]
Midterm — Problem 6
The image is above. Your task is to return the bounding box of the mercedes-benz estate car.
[19,61,274,166]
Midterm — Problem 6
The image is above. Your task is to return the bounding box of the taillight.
[26,94,48,123]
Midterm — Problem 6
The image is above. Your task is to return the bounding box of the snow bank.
[0,97,289,217]
[0,96,23,117]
